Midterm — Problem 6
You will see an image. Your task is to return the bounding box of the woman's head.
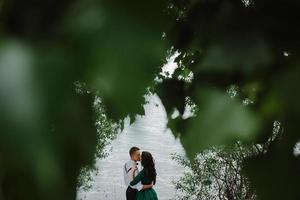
[141,151,156,184]
[141,151,154,167]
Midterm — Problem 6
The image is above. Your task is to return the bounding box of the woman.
[130,151,158,200]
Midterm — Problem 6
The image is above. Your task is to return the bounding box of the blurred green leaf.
[62,1,168,120]
[181,88,262,158]
[198,37,272,74]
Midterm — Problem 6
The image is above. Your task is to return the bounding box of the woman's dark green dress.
[130,169,158,200]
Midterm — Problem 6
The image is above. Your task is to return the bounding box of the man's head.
[129,146,141,161]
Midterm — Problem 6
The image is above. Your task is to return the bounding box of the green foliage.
[155,1,300,199]
[74,83,119,190]
[181,88,261,158]
[0,0,167,199]
[60,0,168,120]
[172,142,259,200]
[172,120,283,200]
[1,0,300,199]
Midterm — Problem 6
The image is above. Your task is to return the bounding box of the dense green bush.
[172,143,258,200]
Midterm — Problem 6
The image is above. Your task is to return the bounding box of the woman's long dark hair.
[141,151,157,185]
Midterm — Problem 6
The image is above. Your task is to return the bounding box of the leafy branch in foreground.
[75,82,120,191]
[172,120,283,200]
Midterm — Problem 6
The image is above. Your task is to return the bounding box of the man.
[123,146,153,200]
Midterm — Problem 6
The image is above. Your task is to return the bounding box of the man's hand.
[133,167,138,173]
[142,182,154,190]
[132,167,138,177]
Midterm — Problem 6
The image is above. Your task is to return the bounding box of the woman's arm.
[130,169,144,186]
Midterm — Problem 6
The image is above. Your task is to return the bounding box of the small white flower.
[283,51,291,57]
[293,141,300,157]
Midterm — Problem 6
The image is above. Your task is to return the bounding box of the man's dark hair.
[129,146,140,156]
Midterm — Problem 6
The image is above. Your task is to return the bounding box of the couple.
[123,147,158,200]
